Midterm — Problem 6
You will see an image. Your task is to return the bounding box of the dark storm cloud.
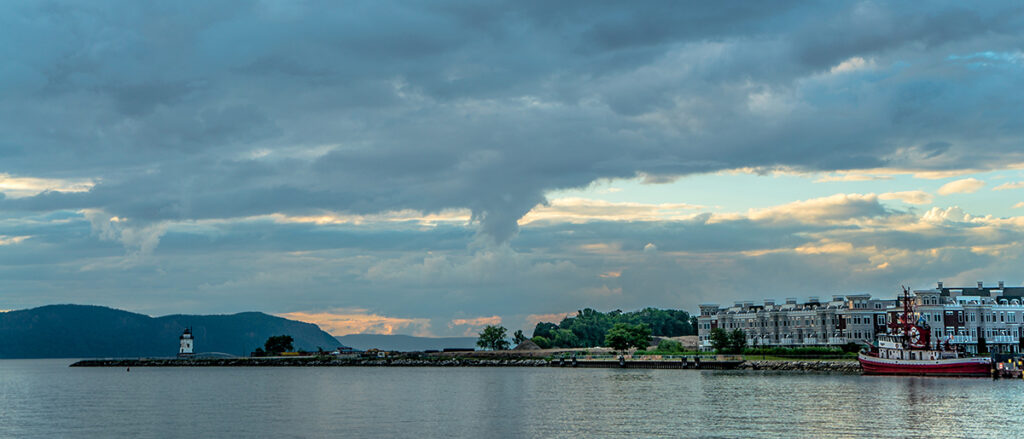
[2,0,1024,243]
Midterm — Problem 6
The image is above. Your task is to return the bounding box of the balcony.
[827,337,847,345]
[991,335,1016,344]
[778,339,794,346]
[951,335,975,344]
[803,337,819,345]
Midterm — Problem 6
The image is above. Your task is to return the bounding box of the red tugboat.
[858,287,992,377]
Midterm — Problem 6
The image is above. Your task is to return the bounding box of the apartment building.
[697,281,1024,354]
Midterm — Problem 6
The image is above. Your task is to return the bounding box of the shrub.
[657,339,683,353]
[531,336,552,349]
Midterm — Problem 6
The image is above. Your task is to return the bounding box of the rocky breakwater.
[739,360,862,373]
[69,357,549,367]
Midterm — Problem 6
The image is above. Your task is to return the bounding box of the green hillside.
[0,305,343,358]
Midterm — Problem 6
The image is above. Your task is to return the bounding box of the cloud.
[830,57,877,74]
[994,182,1024,191]
[448,316,502,336]
[278,309,432,336]
[0,235,31,246]
[920,206,977,224]
[1,1,1023,246]
[1015,202,1024,209]
[0,174,94,199]
[270,210,471,227]
[520,198,703,224]
[814,173,893,183]
[4,1,1024,334]
[82,209,167,260]
[744,193,888,224]
[4,191,1024,335]
[794,240,854,255]
[522,313,572,330]
[938,178,985,195]
[880,191,933,205]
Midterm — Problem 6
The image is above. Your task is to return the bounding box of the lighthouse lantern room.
[178,328,194,357]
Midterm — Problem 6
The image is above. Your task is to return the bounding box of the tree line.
[529,307,696,349]
[477,321,654,352]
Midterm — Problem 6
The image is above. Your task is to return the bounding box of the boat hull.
[858,353,991,377]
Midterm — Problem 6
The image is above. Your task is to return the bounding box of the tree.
[562,308,614,347]
[605,323,653,352]
[551,329,581,348]
[709,328,730,352]
[530,308,696,349]
[709,328,746,354]
[477,325,510,350]
[728,329,747,354]
[264,335,294,354]
[513,329,528,345]
[531,336,552,349]
[532,322,559,339]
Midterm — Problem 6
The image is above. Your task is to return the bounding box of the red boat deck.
[858,353,991,377]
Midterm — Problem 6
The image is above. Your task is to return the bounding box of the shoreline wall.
[70,357,549,367]
[739,360,862,373]
[71,357,862,372]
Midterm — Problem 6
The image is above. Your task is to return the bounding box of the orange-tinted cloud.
[524,312,572,327]
[520,197,703,224]
[879,191,933,205]
[448,316,502,336]
[278,309,431,336]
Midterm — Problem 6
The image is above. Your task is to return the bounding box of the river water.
[1,359,1021,438]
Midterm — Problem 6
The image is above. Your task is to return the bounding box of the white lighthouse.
[178,327,194,357]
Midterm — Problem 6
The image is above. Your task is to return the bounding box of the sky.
[2,1,1024,337]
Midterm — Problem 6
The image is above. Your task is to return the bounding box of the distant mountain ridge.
[0,304,343,359]
[335,334,477,351]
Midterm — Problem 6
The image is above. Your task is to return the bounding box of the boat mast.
[901,286,912,348]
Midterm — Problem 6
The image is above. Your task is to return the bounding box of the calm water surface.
[1,359,1022,438]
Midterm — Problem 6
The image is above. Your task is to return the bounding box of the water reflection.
[3,360,1024,438]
